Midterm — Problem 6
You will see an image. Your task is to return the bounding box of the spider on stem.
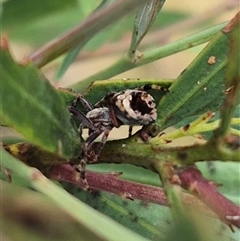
[68,84,168,188]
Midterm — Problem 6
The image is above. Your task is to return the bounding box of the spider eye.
[148,101,152,105]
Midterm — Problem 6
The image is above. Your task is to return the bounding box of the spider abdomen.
[113,90,157,125]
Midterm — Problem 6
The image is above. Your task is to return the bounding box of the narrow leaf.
[64,183,171,241]
[63,180,239,241]
[0,39,80,158]
[157,26,230,129]
[129,0,165,58]
[82,78,172,105]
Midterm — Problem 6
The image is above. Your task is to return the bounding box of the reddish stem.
[49,164,214,216]
[176,166,240,230]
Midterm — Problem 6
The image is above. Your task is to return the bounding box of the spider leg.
[73,156,89,189]
[72,95,93,111]
[74,128,103,188]
[84,128,103,152]
[88,127,111,163]
[108,104,121,128]
[68,106,95,130]
[94,92,116,108]
[128,126,133,137]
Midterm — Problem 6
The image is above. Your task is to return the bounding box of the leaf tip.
[222,11,240,33]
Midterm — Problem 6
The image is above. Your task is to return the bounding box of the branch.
[49,164,215,217]
[172,165,240,230]
[97,138,239,168]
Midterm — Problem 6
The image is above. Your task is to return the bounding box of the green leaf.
[82,78,172,105]
[157,28,230,129]
[0,41,80,158]
[64,183,171,241]
[129,0,165,57]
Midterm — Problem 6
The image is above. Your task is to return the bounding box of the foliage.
[1,1,240,241]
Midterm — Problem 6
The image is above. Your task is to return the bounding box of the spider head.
[86,107,112,127]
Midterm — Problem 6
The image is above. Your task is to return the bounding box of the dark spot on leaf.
[183,123,190,131]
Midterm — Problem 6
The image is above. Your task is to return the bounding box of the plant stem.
[49,164,215,217]
[176,165,240,229]
[97,137,239,171]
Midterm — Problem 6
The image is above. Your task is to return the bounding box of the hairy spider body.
[104,89,157,126]
[69,84,168,188]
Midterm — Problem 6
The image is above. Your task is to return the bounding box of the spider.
[68,84,168,188]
